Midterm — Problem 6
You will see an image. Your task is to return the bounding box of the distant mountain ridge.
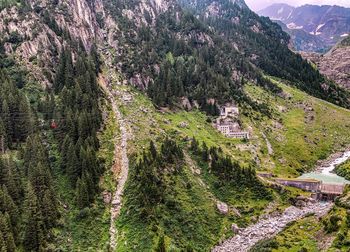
[258,3,350,52]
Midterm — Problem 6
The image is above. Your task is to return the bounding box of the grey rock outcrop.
[301,43,350,89]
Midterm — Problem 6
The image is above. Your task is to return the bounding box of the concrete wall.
[320,184,344,195]
[275,179,321,192]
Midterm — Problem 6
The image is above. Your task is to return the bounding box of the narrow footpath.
[99,68,129,250]
[212,202,333,252]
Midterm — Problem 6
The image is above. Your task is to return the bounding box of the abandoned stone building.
[215,104,250,139]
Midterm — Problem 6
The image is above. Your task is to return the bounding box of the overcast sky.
[245,0,350,11]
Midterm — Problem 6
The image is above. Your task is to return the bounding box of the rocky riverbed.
[212,202,333,252]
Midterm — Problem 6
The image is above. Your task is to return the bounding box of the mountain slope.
[274,20,326,52]
[106,74,350,250]
[259,3,350,52]
[301,36,350,89]
[178,0,350,108]
[1,0,350,251]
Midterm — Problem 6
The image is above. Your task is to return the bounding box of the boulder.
[295,200,307,208]
[179,121,189,128]
[217,201,229,215]
[231,223,240,233]
[102,191,112,204]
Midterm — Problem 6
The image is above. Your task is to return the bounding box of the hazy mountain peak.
[258,3,350,52]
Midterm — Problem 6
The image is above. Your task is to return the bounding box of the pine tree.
[60,135,72,172]
[0,213,15,252]
[90,44,100,73]
[75,177,89,209]
[190,137,199,154]
[64,50,74,89]
[15,98,32,141]
[201,142,209,162]
[54,48,66,92]
[0,231,7,252]
[41,189,58,228]
[150,141,157,159]
[66,143,80,184]
[1,100,12,147]
[23,183,46,252]
[0,120,7,152]
[3,158,21,203]
[155,235,166,252]
[0,185,19,228]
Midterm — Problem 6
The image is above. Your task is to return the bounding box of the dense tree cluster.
[103,0,281,115]
[21,135,59,251]
[0,158,20,252]
[0,136,59,251]
[180,0,350,108]
[132,139,184,218]
[0,69,33,151]
[51,48,102,209]
[0,66,59,250]
[190,137,271,199]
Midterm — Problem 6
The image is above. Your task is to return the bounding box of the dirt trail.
[109,96,129,251]
[99,69,129,250]
[212,202,332,252]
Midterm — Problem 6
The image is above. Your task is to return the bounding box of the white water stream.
[321,151,350,175]
[300,150,350,184]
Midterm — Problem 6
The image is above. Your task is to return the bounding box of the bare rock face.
[0,7,62,83]
[120,0,175,28]
[0,0,104,87]
[301,46,350,89]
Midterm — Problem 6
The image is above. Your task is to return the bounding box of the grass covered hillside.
[107,83,275,251]
[245,79,350,176]
[101,69,350,250]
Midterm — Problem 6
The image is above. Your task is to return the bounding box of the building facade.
[215,104,250,139]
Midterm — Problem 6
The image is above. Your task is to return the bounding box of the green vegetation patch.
[335,160,350,180]
[251,215,323,252]
[245,79,350,176]
[115,140,228,251]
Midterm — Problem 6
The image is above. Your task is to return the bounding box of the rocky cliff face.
[0,0,105,86]
[259,3,350,52]
[0,0,233,90]
[0,0,180,87]
[301,40,350,89]
[0,6,62,86]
